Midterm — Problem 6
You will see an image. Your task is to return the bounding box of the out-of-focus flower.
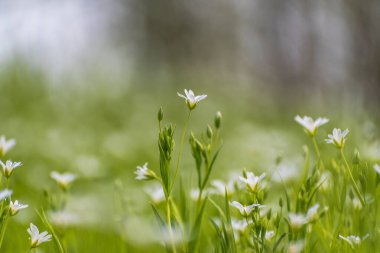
[239,172,266,193]
[27,223,52,248]
[352,198,363,210]
[306,203,319,222]
[0,160,22,178]
[177,89,207,110]
[374,164,380,176]
[134,163,157,181]
[9,200,28,216]
[265,230,275,241]
[319,172,332,192]
[287,241,304,253]
[0,189,12,201]
[231,219,248,241]
[288,213,307,230]
[145,185,165,204]
[0,136,16,157]
[209,180,235,196]
[325,128,349,149]
[294,116,329,136]
[339,235,361,248]
[50,171,77,190]
[230,201,265,217]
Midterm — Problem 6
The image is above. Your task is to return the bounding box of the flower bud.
[158,107,164,122]
[214,111,222,129]
[206,125,213,139]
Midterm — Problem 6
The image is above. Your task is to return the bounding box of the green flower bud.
[214,111,222,129]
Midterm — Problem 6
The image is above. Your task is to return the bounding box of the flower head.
[50,171,77,190]
[27,223,52,248]
[0,136,16,157]
[339,235,361,249]
[9,200,28,216]
[0,160,22,178]
[325,128,349,149]
[288,213,307,230]
[374,164,380,176]
[239,172,266,193]
[306,203,319,222]
[0,189,12,201]
[134,163,157,181]
[145,185,165,204]
[177,89,207,110]
[210,179,235,196]
[230,201,265,217]
[295,116,329,136]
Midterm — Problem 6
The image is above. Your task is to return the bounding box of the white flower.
[374,164,380,176]
[325,128,349,149]
[50,171,77,190]
[177,89,207,110]
[0,136,16,157]
[209,180,235,196]
[230,201,265,217]
[294,115,329,136]
[287,241,304,253]
[9,200,28,216]
[49,211,81,228]
[239,172,266,193]
[265,230,275,241]
[352,198,363,210]
[288,213,307,230]
[0,189,12,201]
[134,163,157,181]
[306,203,319,222]
[27,223,52,248]
[145,185,165,204]
[0,160,22,178]
[231,219,248,241]
[339,235,361,248]
[319,172,332,192]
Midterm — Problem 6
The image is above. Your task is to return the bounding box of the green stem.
[0,211,9,249]
[166,199,177,253]
[312,137,321,160]
[340,150,365,206]
[170,111,191,193]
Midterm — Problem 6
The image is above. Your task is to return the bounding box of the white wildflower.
[50,171,77,190]
[145,185,165,204]
[9,200,28,216]
[0,189,12,201]
[306,204,319,222]
[294,115,329,136]
[239,172,266,193]
[0,160,22,178]
[230,201,265,217]
[287,240,305,253]
[134,163,157,181]
[288,213,307,230]
[209,180,235,196]
[27,223,52,248]
[374,164,380,176]
[265,230,275,241]
[339,235,361,248]
[177,89,207,110]
[0,136,16,157]
[325,128,349,149]
[352,198,363,210]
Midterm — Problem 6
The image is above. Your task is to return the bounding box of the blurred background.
[1,0,380,251]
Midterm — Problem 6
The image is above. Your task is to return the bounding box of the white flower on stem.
[0,189,12,201]
[306,203,319,222]
[325,128,349,149]
[135,163,157,181]
[145,185,165,204]
[239,172,266,193]
[231,219,248,241]
[0,160,22,178]
[230,201,265,217]
[374,164,380,176]
[0,136,16,157]
[265,230,275,241]
[339,235,361,248]
[27,223,52,248]
[177,89,207,110]
[288,213,307,230]
[9,200,28,216]
[210,180,235,196]
[50,171,77,190]
[294,115,329,136]
[287,240,305,253]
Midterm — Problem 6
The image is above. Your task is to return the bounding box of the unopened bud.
[214,111,222,129]
[207,125,213,139]
[158,107,164,122]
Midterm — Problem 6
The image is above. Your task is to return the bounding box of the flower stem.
[312,137,321,160]
[166,199,177,253]
[170,111,191,193]
[0,211,9,249]
[340,149,365,206]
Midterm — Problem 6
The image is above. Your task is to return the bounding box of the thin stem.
[170,111,191,193]
[0,211,9,249]
[312,137,321,160]
[340,149,365,207]
[166,199,177,253]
